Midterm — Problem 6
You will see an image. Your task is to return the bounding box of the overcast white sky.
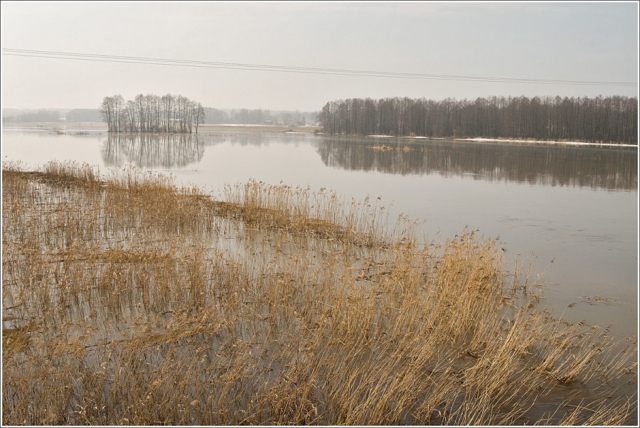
[1,1,638,111]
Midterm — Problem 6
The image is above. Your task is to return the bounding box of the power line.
[2,48,637,87]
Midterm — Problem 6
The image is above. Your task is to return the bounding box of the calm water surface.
[2,126,638,338]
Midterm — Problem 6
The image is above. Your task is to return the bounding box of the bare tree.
[194,102,205,134]
[319,96,637,144]
[100,96,115,131]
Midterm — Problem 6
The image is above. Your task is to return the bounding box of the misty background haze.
[1,2,637,114]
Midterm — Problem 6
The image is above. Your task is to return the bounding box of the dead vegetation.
[2,160,637,425]
[370,145,394,151]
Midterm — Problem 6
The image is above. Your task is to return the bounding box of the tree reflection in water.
[315,137,638,191]
[102,133,206,168]
[101,133,637,191]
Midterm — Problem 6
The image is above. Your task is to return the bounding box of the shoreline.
[364,134,637,148]
[3,122,636,147]
[453,137,638,148]
[341,133,637,148]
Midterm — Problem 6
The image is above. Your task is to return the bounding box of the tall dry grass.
[220,179,399,246]
[2,161,637,425]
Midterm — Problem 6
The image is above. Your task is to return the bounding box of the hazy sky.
[1,1,638,111]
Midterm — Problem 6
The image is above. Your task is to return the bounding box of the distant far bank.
[1,122,321,135]
[455,137,637,148]
[341,134,637,148]
[3,122,636,147]
[199,124,320,134]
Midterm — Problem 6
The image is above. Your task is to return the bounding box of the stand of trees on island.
[100,94,205,133]
[319,95,638,144]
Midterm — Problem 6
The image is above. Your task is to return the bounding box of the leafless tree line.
[3,110,61,122]
[319,96,638,144]
[100,94,205,133]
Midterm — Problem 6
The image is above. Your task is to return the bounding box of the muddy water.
[2,125,637,340]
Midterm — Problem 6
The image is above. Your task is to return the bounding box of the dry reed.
[2,160,637,425]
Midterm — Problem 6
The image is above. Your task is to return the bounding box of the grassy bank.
[2,161,637,425]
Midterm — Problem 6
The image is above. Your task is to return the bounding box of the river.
[2,124,637,339]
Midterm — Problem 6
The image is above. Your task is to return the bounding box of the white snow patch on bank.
[213,123,274,127]
[459,138,637,148]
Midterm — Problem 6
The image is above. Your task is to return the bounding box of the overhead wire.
[2,48,637,87]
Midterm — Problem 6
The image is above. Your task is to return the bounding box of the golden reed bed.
[2,160,636,425]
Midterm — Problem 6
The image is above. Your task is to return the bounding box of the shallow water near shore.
[2,125,638,341]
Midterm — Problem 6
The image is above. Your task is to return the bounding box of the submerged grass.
[2,160,637,425]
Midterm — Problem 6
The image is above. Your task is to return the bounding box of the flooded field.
[2,124,638,424]
[3,125,637,338]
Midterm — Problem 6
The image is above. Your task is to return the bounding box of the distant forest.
[3,108,101,123]
[66,109,103,122]
[3,109,62,122]
[3,104,317,127]
[319,96,638,144]
[202,107,315,126]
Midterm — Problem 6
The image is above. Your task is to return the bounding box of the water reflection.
[101,134,206,168]
[315,137,638,191]
[97,132,637,191]
[212,132,287,147]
